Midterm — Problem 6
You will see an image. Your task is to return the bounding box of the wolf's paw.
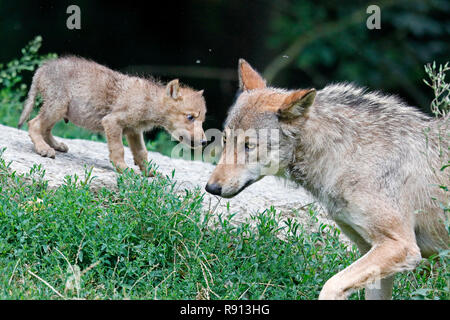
[318,279,347,300]
[36,146,56,159]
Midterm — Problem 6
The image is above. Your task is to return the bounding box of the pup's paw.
[36,146,56,159]
[139,167,156,177]
[53,142,69,153]
[147,169,159,177]
[113,162,128,173]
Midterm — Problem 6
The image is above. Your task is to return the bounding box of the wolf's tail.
[18,70,41,129]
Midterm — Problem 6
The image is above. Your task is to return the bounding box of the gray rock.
[0,124,346,242]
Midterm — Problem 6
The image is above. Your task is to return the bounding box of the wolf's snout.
[205,183,222,196]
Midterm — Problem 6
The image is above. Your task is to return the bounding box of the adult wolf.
[206,59,449,300]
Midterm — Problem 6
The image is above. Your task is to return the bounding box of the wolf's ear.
[197,89,204,96]
[166,79,180,99]
[239,59,266,91]
[278,89,316,120]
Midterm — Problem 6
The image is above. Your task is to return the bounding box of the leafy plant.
[266,0,450,113]
[0,36,56,128]
[0,149,447,300]
[424,62,450,117]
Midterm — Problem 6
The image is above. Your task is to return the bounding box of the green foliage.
[424,62,450,117]
[414,61,450,301]
[0,36,56,128]
[0,150,447,299]
[394,251,449,300]
[146,131,178,158]
[424,61,449,214]
[267,0,450,110]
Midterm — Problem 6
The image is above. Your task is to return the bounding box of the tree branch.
[262,0,399,82]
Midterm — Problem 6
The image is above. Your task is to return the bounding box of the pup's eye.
[186,114,195,122]
[222,135,227,145]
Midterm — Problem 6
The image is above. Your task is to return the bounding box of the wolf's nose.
[205,183,222,195]
[201,140,207,146]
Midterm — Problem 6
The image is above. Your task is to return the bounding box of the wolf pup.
[206,59,449,300]
[18,56,207,176]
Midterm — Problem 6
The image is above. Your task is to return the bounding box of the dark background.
[1,0,449,132]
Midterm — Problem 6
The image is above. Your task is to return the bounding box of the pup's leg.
[42,106,69,153]
[28,100,69,158]
[44,132,69,153]
[102,115,127,172]
[319,208,421,300]
[125,130,153,176]
[28,114,56,158]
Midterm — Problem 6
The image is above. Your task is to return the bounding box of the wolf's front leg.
[318,214,421,300]
[102,115,127,172]
[356,242,395,300]
[125,130,153,177]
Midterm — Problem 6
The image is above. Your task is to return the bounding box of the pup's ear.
[238,59,266,91]
[197,89,204,96]
[278,89,316,119]
[166,79,180,99]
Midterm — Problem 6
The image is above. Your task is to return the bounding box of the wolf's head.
[163,79,207,148]
[205,59,316,198]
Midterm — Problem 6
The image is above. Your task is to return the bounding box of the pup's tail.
[18,71,40,129]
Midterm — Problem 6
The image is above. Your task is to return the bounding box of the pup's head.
[205,59,316,198]
[163,79,207,148]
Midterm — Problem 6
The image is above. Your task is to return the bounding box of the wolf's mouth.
[221,178,257,198]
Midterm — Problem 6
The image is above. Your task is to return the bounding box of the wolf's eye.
[186,114,195,122]
[245,142,256,151]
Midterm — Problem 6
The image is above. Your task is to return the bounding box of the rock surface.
[0,124,343,237]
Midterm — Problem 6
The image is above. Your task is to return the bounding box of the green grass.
[0,150,447,300]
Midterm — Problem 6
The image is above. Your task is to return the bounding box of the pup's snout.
[205,183,222,196]
[201,140,207,146]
